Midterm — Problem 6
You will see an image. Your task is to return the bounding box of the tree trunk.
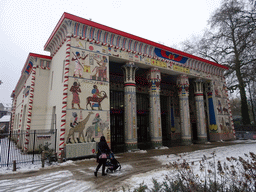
[236,69,251,125]
[248,82,256,123]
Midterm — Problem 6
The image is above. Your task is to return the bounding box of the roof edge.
[44,12,228,70]
[13,53,52,98]
[21,53,52,74]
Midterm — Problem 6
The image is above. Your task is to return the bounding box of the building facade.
[0,103,12,118]
[11,13,235,158]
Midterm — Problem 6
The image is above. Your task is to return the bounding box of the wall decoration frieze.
[45,19,226,78]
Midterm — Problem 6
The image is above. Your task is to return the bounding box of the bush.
[122,152,256,192]
[39,142,57,165]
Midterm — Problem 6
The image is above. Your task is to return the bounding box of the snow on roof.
[0,115,11,122]
[2,103,12,107]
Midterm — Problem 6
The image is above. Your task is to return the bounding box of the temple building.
[11,13,235,159]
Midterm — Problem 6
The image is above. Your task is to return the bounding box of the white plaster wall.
[30,68,50,130]
[45,44,66,142]
[13,73,32,132]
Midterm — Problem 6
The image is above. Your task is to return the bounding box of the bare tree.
[182,0,256,125]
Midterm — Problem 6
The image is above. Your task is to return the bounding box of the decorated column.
[147,68,162,148]
[206,81,218,132]
[194,78,207,143]
[206,81,219,141]
[122,62,138,151]
[177,75,192,145]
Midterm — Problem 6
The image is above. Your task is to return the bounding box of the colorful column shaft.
[177,75,192,145]
[122,62,138,151]
[206,82,217,132]
[194,78,207,143]
[147,68,162,148]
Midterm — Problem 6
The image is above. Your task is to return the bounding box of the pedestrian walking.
[94,136,110,177]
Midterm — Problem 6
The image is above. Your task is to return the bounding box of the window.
[40,60,51,68]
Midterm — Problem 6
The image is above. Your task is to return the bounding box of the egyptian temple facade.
[10,13,235,158]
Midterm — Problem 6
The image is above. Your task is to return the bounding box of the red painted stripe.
[59,142,64,146]
[124,83,136,87]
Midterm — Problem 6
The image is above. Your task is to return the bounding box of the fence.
[0,129,57,167]
[234,125,256,140]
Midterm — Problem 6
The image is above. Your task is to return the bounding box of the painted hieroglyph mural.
[213,77,233,134]
[65,37,110,144]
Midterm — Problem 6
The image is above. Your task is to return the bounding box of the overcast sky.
[0,0,222,104]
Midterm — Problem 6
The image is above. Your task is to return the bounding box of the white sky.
[0,0,222,104]
[0,140,255,191]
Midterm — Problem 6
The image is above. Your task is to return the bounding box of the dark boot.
[95,164,100,177]
[102,163,107,176]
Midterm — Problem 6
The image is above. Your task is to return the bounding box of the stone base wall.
[125,143,138,151]
[151,140,162,148]
[65,142,97,159]
[209,132,235,141]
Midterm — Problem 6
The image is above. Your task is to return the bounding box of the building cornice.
[44,12,228,71]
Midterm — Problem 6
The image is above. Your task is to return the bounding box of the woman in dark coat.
[94,136,111,177]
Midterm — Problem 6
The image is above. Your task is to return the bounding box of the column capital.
[147,68,161,92]
[121,62,138,86]
[176,75,189,97]
[205,80,213,93]
[194,78,204,83]
[194,78,204,95]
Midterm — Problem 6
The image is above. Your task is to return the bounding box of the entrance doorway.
[161,95,171,147]
[136,93,150,149]
[110,90,125,153]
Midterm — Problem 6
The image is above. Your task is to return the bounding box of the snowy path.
[0,140,255,191]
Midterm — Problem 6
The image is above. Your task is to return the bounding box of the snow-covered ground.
[123,140,256,191]
[0,140,255,191]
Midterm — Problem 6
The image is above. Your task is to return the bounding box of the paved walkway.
[0,140,253,191]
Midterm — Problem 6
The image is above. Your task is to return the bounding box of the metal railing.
[0,129,57,167]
